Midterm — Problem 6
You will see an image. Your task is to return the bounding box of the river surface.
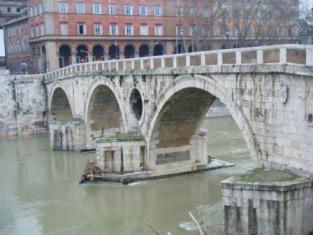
[0,116,255,235]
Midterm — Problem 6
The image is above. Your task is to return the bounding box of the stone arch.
[124,44,135,58]
[108,44,120,60]
[139,44,149,57]
[59,44,71,68]
[153,44,164,56]
[147,75,261,165]
[76,44,89,63]
[49,86,73,122]
[93,44,104,61]
[173,44,186,54]
[188,45,196,53]
[85,80,127,147]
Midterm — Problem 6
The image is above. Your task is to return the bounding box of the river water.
[0,116,255,235]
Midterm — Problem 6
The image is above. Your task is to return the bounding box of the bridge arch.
[147,75,262,165]
[84,80,128,147]
[49,86,73,121]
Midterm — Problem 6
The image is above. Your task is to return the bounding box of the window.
[110,24,119,35]
[92,4,102,14]
[124,5,133,15]
[140,24,149,35]
[76,3,86,14]
[203,8,209,17]
[94,24,103,35]
[176,25,184,36]
[29,7,33,16]
[125,24,133,35]
[154,24,163,35]
[7,7,11,13]
[59,3,68,13]
[154,6,162,16]
[139,6,148,16]
[190,24,196,36]
[38,4,43,14]
[109,4,116,15]
[176,6,183,16]
[34,5,38,15]
[60,23,68,35]
[77,23,87,35]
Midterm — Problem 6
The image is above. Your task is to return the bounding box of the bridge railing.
[45,44,313,81]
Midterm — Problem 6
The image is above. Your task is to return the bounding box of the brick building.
[4,0,300,74]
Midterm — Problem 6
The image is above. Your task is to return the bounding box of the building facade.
[4,0,300,74]
[0,0,27,27]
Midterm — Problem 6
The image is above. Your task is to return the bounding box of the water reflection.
[0,117,255,235]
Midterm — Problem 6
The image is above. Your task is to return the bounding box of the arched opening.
[153,44,164,56]
[188,45,196,53]
[129,89,143,120]
[93,45,104,61]
[59,45,71,68]
[148,78,260,171]
[76,44,89,63]
[139,44,149,57]
[124,44,135,58]
[108,44,120,60]
[50,88,73,121]
[173,44,185,54]
[86,85,124,145]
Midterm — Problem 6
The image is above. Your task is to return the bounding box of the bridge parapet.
[45,44,313,81]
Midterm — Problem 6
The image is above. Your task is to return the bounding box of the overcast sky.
[0,30,4,57]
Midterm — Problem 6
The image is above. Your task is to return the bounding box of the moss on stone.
[237,168,299,183]
[96,132,144,143]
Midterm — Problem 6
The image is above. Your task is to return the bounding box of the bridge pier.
[221,171,313,235]
[49,120,86,151]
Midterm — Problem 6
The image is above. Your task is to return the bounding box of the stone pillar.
[88,44,93,62]
[120,50,124,59]
[221,176,313,235]
[135,48,139,58]
[104,48,108,60]
[49,120,86,151]
[71,46,77,64]
[149,44,154,56]
[45,41,58,71]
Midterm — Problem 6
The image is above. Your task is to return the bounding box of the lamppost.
[225,29,230,49]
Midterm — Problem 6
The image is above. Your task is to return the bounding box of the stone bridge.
[44,44,313,177]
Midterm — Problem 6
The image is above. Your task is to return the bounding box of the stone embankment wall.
[0,75,47,137]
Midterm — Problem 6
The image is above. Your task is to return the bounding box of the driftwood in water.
[80,160,104,184]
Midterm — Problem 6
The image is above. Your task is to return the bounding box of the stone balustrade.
[44,44,313,81]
